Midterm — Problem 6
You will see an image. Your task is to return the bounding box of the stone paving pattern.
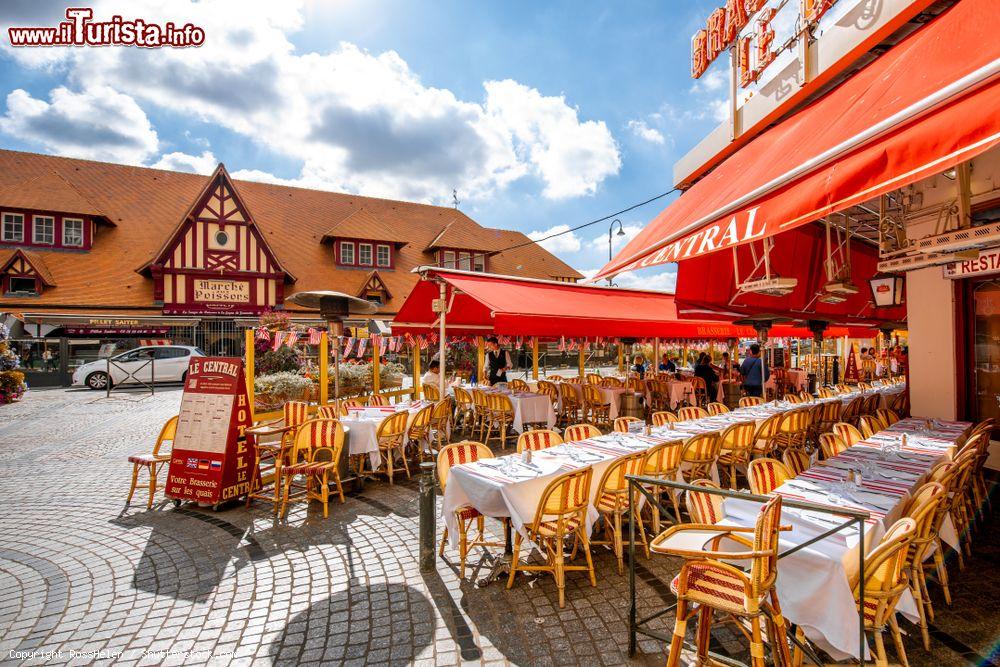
[0,388,998,666]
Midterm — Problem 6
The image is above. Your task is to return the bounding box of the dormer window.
[33,215,54,244]
[2,213,23,242]
[63,218,84,247]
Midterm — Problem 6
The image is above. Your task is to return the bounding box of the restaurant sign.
[943,249,1000,279]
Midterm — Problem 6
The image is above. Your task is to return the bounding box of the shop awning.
[592,0,1000,281]
[392,268,867,339]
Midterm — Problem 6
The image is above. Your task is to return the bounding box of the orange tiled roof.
[0,149,581,315]
[321,208,405,246]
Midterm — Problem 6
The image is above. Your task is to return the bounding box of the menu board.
[165,357,258,505]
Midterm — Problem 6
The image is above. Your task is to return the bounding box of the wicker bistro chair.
[613,416,643,433]
[651,410,679,426]
[507,467,596,608]
[750,413,783,458]
[368,411,410,483]
[126,415,178,508]
[901,482,948,650]
[706,402,729,416]
[685,479,726,523]
[680,433,722,482]
[564,423,601,442]
[582,383,611,428]
[452,386,476,434]
[858,414,883,439]
[517,429,563,453]
[851,518,917,667]
[640,439,685,533]
[717,421,756,489]
[422,383,441,402]
[278,418,346,519]
[747,457,792,495]
[557,382,583,425]
[651,494,793,667]
[437,441,504,578]
[483,393,515,448]
[781,449,811,477]
[833,422,864,447]
[739,396,764,407]
[678,406,708,421]
[819,432,849,459]
[592,450,650,574]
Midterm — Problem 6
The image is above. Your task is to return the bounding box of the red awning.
[392,268,868,339]
[593,0,1000,280]
[674,224,906,327]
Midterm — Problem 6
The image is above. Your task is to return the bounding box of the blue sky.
[0,0,730,288]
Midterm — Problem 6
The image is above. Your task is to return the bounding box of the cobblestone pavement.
[1,388,998,666]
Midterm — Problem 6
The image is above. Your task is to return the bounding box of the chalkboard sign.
[166,357,258,506]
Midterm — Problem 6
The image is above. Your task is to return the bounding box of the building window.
[376,244,391,267]
[63,218,84,247]
[33,216,54,244]
[2,213,23,242]
[442,250,456,269]
[6,277,37,295]
[473,254,485,272]
[339,241,355,265]
[359,243,373,266]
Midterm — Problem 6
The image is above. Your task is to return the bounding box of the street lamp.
[608,218,625,286]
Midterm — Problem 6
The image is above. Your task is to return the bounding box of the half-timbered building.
[0,149,580,385]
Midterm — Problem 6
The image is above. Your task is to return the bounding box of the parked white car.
[73,345,206,390]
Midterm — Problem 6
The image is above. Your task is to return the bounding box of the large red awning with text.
[392,268,871,339]
[593,0,1000,280]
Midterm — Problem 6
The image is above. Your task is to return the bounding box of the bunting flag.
[271,331,287,351]
[307,328,322,346]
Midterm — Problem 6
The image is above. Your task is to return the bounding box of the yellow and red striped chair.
[747,457,791,495]
[126,415,178,508]
[279,418,345,518]
[564,423,600,442]
[517,429,563,453]
[437,441,503,578]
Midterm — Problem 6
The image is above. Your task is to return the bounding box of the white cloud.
[1,1,620,204]
[0,85,158,164]
[626,119,665,145]
[528,224,582,254]
[151,150,218,174]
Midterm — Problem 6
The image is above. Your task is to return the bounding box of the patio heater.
[285,291,377,401]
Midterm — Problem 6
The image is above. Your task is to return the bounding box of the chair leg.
[126,463,140,505]
[888,614,909,667]
[666,599,688,667]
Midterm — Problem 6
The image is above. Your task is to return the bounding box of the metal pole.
[419,461,437,572]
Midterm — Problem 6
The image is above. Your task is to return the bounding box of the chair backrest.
[739,396,764,407]
[529,467,593,534]
[613,416,643,433]
[833,421,864,446]
[651,411,678,426]
[678,406,708,421]
[854,518,916,626]
[376,410,409,441]
[291,418,344,465]
[747,458,791,495]
[367,394,388,407]
[317,405,340,419]
[706,402,729,415]
[818,432,847,458]
[857,414,881,438]
[748,494,784,601]
[685,479,725,523]
[437,441,493,491]
[283,400,310,428]
[720,421,755,458]
[596,450,647,497]
[509,378,530,392]
[781,449,811,476]
[682,433,722,465]
[564,423,600,441]
[422,383,441,401]
[643,439,685,476]
[517,429,563,453]
[151,415,179,456]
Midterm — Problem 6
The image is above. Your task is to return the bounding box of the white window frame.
[359,243,373,266]
[2,212,24,242]
[473,254,485,272]
[339,241,355,265]
[376,244,391,267]
[33,215,54,245]
[442,250,456,269]
[62,218,84,247]
[458,251,471,271]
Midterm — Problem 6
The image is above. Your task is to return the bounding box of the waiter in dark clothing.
[485,337,512,385]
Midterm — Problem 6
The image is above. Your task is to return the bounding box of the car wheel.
[86,371,111,390]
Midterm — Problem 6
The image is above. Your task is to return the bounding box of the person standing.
[484,337,512,385]
[739,343,769,398]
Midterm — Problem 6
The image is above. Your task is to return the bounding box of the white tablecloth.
[720,417,969,660]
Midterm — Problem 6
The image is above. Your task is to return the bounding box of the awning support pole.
[438,282,447,399]
[532,337,539,381]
